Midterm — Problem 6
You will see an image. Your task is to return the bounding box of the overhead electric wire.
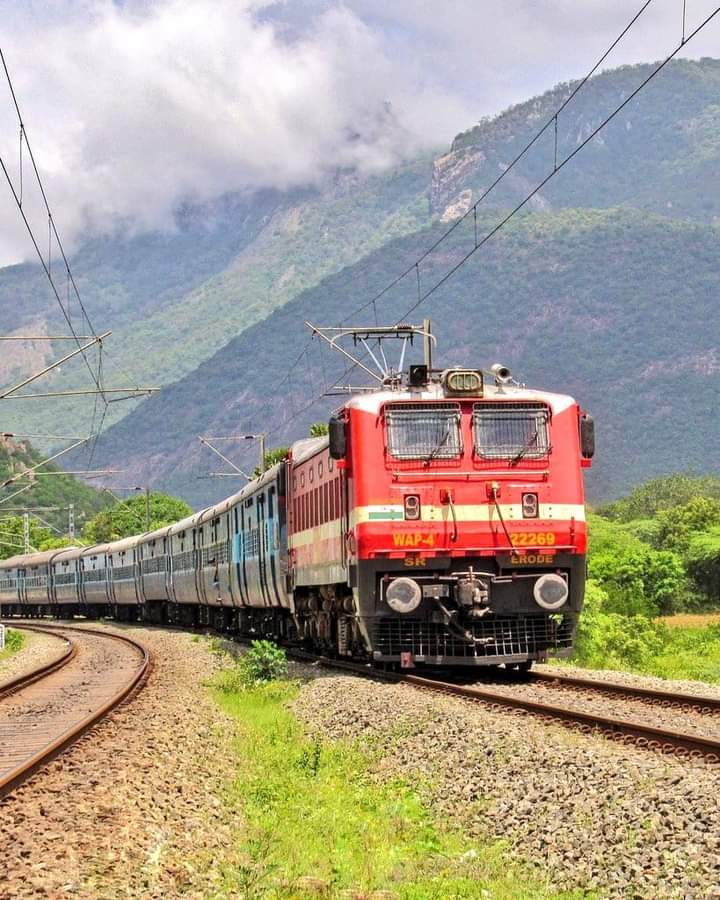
[396,4,720,322]
[272,0,659,395]
[0,47,100,343]
[0,44,108,443]
[342,0,659,326]
[266,1,719,440]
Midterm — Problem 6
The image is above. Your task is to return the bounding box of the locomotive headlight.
[385,577,422,614]
[533,574,569,611]
[522,492,539,518]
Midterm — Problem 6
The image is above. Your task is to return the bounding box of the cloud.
[0,0,474,264]
[0,0,718,265]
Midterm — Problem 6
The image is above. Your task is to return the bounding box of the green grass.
[210,675,588,899]
[643,622,720,682]
[572,614,720,683]
[0,628,24,662]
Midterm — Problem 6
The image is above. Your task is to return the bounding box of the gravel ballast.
[293,673,720,899]
[0,628,66,685]
[0,625,240,899]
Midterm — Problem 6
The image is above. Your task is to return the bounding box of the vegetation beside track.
[0,628,24,662]
[571,474,720,681]
[210,643,585,899]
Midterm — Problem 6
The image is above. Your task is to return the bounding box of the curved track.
[0,623,151,799]
[0,626,75,699]
[294,652,720,762]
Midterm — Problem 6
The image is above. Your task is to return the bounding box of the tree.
[686,527,720,605]
[598,474,720,522]
[309,422,329,437]
[654,497,720,555]
[0,516,55,560]
[253,448,290,479]
[587,513,686,615]
[83,492,192,543]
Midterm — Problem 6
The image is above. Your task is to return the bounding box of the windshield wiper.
[424,426,451,464]
[509,429,539,467]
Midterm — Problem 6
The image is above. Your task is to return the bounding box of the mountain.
[0,159,433,442]
[3,58,720,504]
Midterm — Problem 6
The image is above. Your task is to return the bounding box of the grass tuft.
[0,628,24,661]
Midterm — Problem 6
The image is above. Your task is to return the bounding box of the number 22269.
[510,532,556,546]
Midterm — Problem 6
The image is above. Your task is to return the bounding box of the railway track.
[291,652,720,762]
[0,623,151,799]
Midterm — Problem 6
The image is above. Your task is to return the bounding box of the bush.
[216,640,288,693]
[2,628,23,654]
[574,580,667,670]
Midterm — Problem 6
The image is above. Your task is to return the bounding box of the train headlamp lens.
[533,574,568,611]
[385,577,422,614]
[522,493,538,518]
[404,495,421,521]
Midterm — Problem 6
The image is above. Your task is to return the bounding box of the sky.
[0,0,718,264]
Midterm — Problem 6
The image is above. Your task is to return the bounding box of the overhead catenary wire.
[264,1,719,443]
[340,0,660,326]
[271,0,660,398]
[396,4,720,323]
[0,44,112,465]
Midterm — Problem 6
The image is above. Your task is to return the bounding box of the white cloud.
[0,0,718,264]
[0,0,474,264]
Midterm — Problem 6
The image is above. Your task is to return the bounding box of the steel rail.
[530,669,720,713]
[289,651,720,763]
[0,626,75,699]
[0,623,151,799]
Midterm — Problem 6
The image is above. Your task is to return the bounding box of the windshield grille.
[385,403,462,460]
[473,402,550,460]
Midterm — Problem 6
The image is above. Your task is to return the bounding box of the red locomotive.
[289,354,593,669]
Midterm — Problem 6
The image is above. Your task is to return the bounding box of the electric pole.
[22,512,29,554]
[68,503,75,541]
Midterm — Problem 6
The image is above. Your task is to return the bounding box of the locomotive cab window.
[385,403,462,460]
[473,402,551,461]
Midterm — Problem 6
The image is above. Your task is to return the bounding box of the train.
[0,361,594,670]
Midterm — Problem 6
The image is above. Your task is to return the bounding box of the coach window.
[309,466,314,484]
[300,472,305,488]
[318,461,323,479]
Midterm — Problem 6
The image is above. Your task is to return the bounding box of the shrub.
[575,580,667,670]
[4,628,23,653]
[216,640,288,693]
[242,640,288,683]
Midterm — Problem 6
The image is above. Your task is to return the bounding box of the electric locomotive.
[0,359,594,671]
[289,361,593,668]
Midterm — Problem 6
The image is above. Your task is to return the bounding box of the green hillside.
[0,161,433,444]
[440,58,720,222]
[85,205,719,505]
